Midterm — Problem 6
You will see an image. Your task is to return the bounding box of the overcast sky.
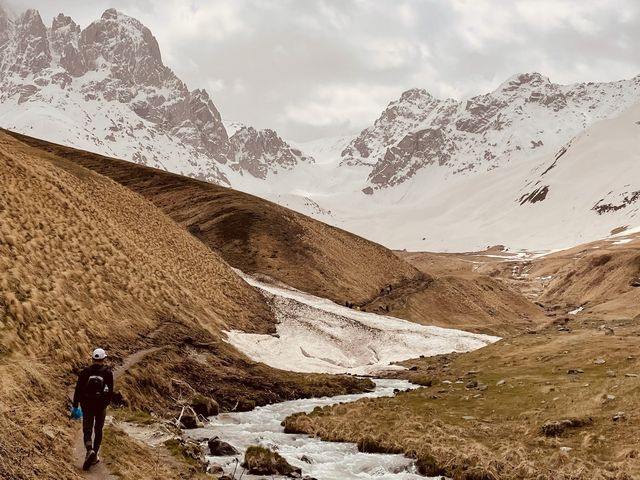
[9,0,640,141]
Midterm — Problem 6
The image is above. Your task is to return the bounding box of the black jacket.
[73,363,114,409]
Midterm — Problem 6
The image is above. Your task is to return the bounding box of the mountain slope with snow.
[0,7,311,185]
[1,4,639,254]
[309,100,640,251]
[344,73,640,192]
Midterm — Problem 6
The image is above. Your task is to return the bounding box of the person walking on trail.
[71,348,113,471]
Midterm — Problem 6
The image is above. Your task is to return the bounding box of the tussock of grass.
[113,409,157,426]
[163,438,204,470]
[357,436,404,454]
[541,417,594,437]
[102,426,185,479]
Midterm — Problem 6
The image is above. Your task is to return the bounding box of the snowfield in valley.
[226,272,499,374]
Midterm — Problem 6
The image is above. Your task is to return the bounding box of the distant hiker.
[72,348,114,470]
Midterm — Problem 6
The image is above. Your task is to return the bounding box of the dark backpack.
[85,373,106,400]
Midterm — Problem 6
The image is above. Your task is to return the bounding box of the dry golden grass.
[287,318,640,479]
[4,129,421,308]
[4,129,549,337]
[0,131,370,479]
[366,266,545,336]
[101,426,204,480]
[464,237,640,321]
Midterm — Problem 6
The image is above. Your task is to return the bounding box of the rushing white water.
[186,379,443,480]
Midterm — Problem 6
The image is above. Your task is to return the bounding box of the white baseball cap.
[92,348,107,360]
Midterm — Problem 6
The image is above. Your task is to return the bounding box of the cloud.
[283,83,401,127]
[9,0,640,141]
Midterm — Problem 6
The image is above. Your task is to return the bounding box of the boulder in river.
[243,445,301,476]
[208,436,239,456]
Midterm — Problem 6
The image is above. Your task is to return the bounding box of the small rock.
[409,366,418,371]
[606,370,617,377]
[625,373,639,378]
[496,379,506,386]
[559,446,572,453]
[179,410,201,429]
[613,412,627,421]
[593,358,606,365]
[604,394,616,402]
[462,415,475,421]
[441,380,452,384]
[599,325,615,336]
[477,384,488,391]
[243,446,301,476]
[466,370,479,376]
[207,464,224,475]
[300,455,314,464]
[567,368,584,374]
[465,380,478,389]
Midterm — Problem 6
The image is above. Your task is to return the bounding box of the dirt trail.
[71,346,162,479]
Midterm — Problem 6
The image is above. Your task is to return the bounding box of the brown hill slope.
[467,233,640,320]
[4,130,545,336]
[0,131,368,479]
[4,129,421,307]
[393,251,545,335]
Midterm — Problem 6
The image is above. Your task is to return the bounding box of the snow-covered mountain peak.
[341,87,455,168]
[230,126,314,179]
[496,72,551,93]
[342,72,640,190]
[0,6,312,185]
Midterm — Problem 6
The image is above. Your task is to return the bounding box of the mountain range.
[0,7,311,185]
[1,5,639,252]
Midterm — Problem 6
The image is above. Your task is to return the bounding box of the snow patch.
[227,272,499,374]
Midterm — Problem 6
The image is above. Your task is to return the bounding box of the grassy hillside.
[4,129,421,308]
[0,131,369,479]
[4,130,547,336]
[468,235,640,320]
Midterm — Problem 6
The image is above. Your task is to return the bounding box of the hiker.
[72,348,114,470]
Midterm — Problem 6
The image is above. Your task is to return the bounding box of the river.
[186,378,444,480]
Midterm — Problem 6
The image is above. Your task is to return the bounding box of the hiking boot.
[91,453,100,465]
[83,450,97,471]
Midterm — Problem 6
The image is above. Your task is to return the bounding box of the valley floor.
[286,316,640,479]
[283,243,640,479]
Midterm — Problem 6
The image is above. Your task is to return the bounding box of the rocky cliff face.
[230,126,313,179]
[344,72,640,191]
[0,7,309,184]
